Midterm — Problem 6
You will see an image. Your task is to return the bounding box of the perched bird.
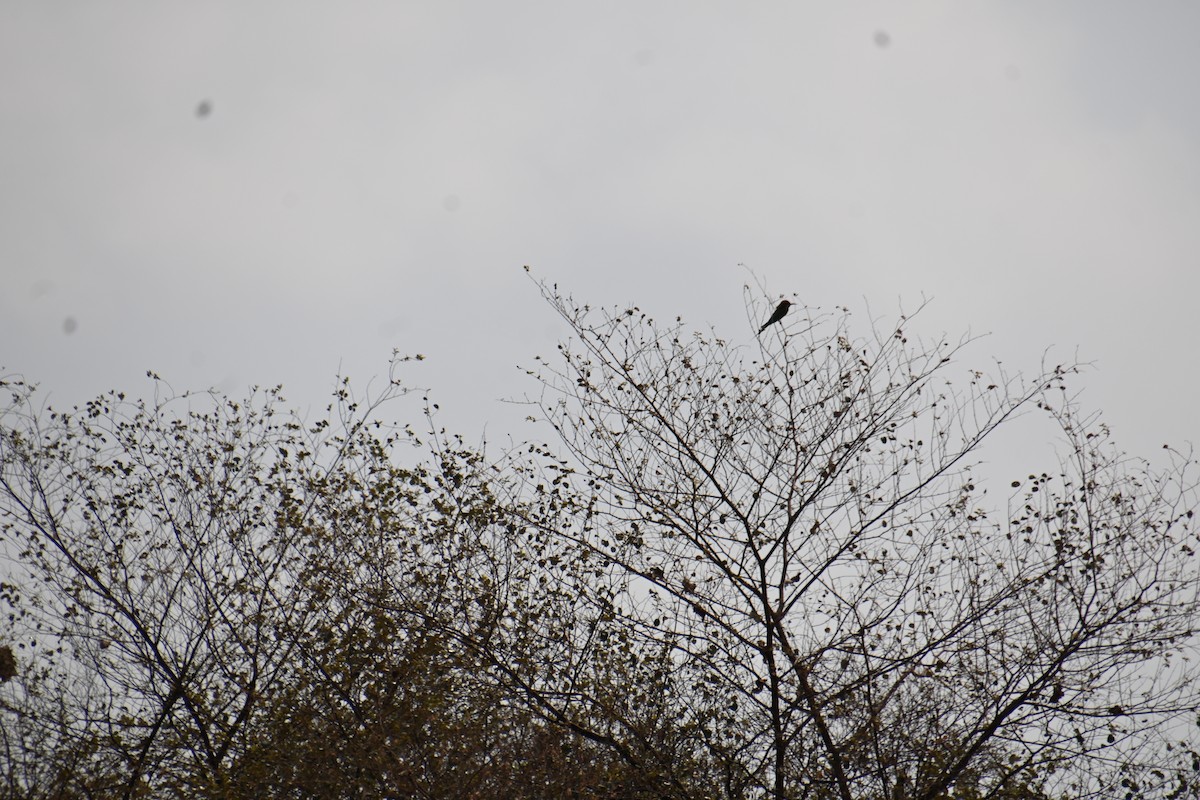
[758,300,792,333]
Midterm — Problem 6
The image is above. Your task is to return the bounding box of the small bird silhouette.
[758,300,792,333]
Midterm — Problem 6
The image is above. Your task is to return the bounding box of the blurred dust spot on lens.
[874,30,891,48]
[196,100,213,118]
[63,317,77,334]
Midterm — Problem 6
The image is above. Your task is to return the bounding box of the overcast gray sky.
[2,2,1197,460]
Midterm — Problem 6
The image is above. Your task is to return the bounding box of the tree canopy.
[2,284,1198,799]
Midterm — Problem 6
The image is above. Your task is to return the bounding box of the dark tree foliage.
[0,363,649,799]
[2,281,1199,800]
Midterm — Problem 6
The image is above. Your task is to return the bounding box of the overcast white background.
[2,3,1198,465]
